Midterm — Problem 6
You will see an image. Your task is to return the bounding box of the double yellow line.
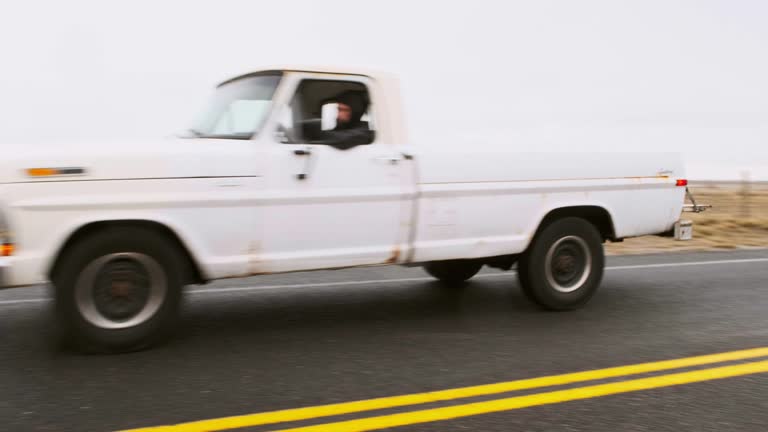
[124,347,768,432]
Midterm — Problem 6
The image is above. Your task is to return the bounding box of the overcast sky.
[1,0,766,179]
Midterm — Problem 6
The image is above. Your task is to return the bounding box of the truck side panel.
[410,151,685,263]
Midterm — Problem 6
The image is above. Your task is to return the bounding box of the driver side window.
[278,79,375,147]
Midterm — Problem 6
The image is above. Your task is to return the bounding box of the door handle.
[293,146,314,180]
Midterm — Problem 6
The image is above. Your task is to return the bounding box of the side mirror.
[320,103,339,131]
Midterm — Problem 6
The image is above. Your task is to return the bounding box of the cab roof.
[218,65,392,87]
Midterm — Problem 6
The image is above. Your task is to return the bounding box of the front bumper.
[0,256,9,288]
[0,255,51,289]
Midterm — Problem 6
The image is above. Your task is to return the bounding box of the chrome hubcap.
[76,253,166,329]
[544,236,592,293]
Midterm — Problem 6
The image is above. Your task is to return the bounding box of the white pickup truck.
[0,66,696,352]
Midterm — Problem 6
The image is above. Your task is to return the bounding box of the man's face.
[337,102,352,124]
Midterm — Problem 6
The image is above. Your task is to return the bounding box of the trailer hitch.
[682,187,712,213]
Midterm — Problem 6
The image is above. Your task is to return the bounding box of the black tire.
[52,227,185,353]
[424,260,483,286]
[515,257,535,299]
[517,217,604,310]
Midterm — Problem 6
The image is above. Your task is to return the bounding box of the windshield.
[186,73,282,139]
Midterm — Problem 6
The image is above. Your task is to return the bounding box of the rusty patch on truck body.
[385,246,401,264]
[247,241,269,275]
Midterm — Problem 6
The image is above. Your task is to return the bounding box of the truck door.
[257,73,414,273]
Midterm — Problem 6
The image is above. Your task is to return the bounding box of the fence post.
[741,171,752,219]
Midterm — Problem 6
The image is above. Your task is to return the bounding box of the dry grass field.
[606,182,768,255]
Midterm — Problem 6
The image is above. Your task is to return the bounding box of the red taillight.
[676,179,688,187]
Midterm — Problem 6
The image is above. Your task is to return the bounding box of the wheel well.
[536,206,616,242]
[49,220,205,285]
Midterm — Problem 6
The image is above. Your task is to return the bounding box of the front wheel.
[52,227,184,353]
[517,217,604,310]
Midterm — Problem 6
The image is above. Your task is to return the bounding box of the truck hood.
[0,138,260,184]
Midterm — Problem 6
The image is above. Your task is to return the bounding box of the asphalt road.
[1,249,767,432]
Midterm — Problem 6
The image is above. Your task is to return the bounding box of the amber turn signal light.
[0,243,14,257]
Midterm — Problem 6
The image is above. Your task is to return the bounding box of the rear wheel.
[53,227,185,353]
[424,260,483,286]
[517,217,604,310]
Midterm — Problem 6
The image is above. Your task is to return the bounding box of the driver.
[317,91,374,150]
